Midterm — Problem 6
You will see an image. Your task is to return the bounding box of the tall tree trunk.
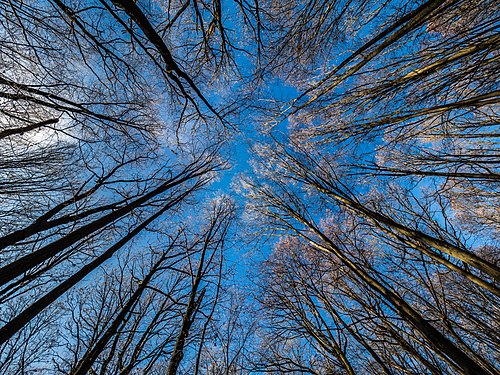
[0,198,183,344]
[71,252,170,375]
[285,203,491,375]
[0,166,207,287]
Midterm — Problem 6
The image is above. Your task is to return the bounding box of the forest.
[0,0,498,373]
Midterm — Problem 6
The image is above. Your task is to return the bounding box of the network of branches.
[0,0,498,374]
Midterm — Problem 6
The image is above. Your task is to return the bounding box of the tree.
[0,0,240,372]
[1,0,499,373]
[241,1,498,373]
[245,162,496,374]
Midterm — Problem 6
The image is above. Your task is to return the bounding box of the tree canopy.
[0,0,498,373]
